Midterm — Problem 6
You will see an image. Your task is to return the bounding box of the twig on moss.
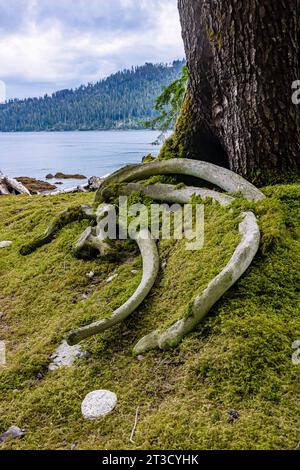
[130,406,140,443]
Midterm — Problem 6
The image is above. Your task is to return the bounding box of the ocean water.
[0,130,162,189]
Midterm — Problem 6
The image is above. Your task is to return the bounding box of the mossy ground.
[0,185,299,450]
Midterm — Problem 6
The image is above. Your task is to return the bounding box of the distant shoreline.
[0,128,160,134]
[0,129,162,192]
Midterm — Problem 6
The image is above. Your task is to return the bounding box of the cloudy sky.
[0,0,184,100]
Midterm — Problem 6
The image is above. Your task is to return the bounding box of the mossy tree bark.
[170,0,300,183]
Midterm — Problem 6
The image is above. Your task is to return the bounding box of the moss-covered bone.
[102,182,234,206]
[95,158,265,203]
[133,211,260,354]
[67,229,160,345]
[20,204,95,255]
[74,204,116,259]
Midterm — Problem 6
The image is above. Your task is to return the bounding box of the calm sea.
[0,130,162,189]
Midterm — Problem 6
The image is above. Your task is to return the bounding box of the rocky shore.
[0,172,104,196]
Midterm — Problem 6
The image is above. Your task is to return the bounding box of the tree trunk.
[171,0,299,184]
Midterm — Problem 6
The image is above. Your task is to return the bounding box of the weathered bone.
[133,212,260,353]
[20,204,95,255]
[19,158,263,353]
[74,204,116,258]
[95,158,265,203]
[102,182,234,206]
[67,229,160,345]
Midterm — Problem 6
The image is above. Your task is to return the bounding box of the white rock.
[86,271,95,278]
[106,274,118,283]
[48,340,88,371]
[0,241,12,248]
[161,260,167,270]
[81,390,117,420]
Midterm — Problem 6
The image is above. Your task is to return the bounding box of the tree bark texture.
[174,0,299,183]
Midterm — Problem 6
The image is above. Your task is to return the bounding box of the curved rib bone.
[102,182,234,206]
[133,212,260,354]
[95,158,265,203]
[67,228,160,345]
[20,204,95,256]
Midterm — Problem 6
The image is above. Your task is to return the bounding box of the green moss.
[142,154,156,164]
[139,202,241,330]
[19,205,91,256]
[158,96,194,160]
[0,184,299,450]
[175,183,186,190]
[250,169,300,187]
[139,175,179,186]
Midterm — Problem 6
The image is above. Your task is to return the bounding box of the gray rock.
[0,241,12,249]
[228,409,240,423]
[48,340,88,371]
[88,176,104,191]
[81,390,117,420]
[0,426,25,442]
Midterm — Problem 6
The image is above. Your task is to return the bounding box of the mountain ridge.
[0,60,185,132]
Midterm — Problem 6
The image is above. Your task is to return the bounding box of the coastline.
[0,129,161,187]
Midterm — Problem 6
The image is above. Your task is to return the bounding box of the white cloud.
[0,0,184,98]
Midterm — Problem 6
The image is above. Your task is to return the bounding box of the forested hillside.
[0,61,184,132]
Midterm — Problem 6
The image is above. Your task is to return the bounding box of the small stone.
[161,260,167,270]
[0,426,25,442]
[131,270,138,275]
[82,293,88,300]
[48,340,88,371]
[71,443,77,450]
[137,355,145,361]
[228,409,240,423]
[36,372,43,381]
[106,274,118,283]
[87,176,104,191]
[0,241,12,249]
[86,271,95,278]
[81,390,117,420]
